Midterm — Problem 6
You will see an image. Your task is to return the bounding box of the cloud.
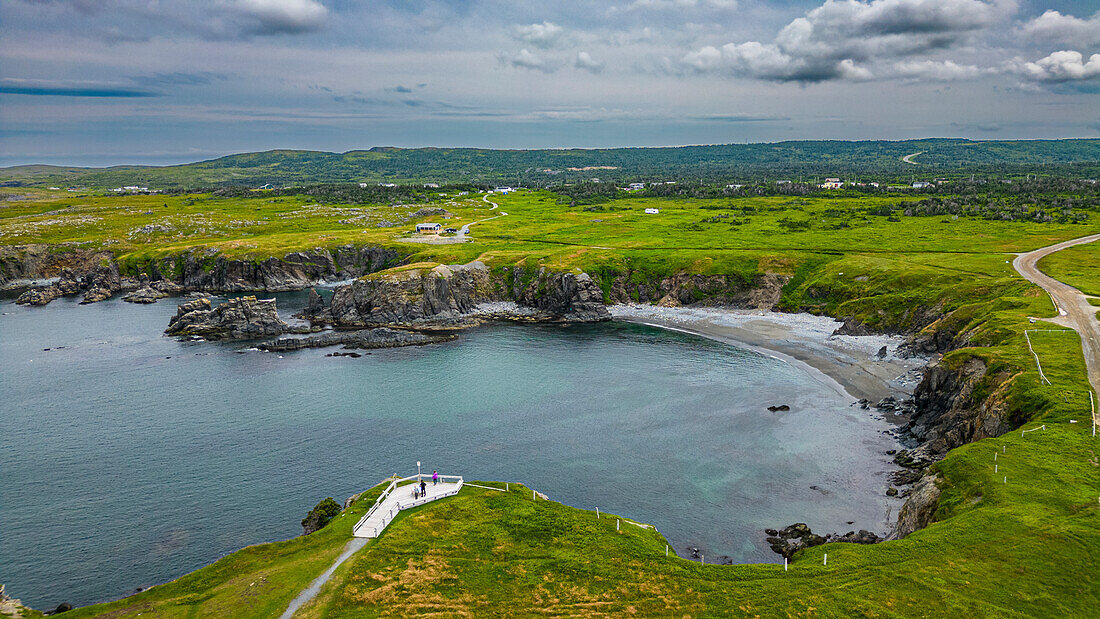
[894,60,987,81]
[0,79,162,97]
[131,72,227,86]
[1020,10,1100,48]
[502,48,557,73]
[611,0,737,14]
[233,0,328,35]
[1013,50,1100,83]
[513,21,564,49]
[574,51,605,74]
[681,0,1015,82]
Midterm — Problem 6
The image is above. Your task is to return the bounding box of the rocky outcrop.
[165,296,290,340]
[123,286,169,304]
[259,327,452,352]
[902,356,1012,454]
[80,263,128,303]
[0,245,113,287]
[602,270,787,309]
[15,286,61,305]
[765,522,883,560]
[5,244,402,305]
[506,267,611,322]
[888,474,941,540]
[319,261,611,328]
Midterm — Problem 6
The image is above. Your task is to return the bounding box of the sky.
[1,0,1099,166]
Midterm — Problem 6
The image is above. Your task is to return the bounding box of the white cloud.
[1013,50,1100,82]
[894,60,987,81]
[1020,10,1100,48]
[513,21,565,49]
[234,0,329,35]
[574,51,605,73]
[503,48,557,73]
[682,0,1016,82]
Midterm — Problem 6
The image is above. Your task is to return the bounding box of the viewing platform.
[352,473,463,538]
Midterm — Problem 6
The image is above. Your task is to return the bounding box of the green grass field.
[1037,241,1100,297]
[4,188,1100,616]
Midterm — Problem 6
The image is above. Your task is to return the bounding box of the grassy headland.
[3,183,1100,616]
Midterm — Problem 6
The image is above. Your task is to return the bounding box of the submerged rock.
[166,296,289,340]
[259,327,451,352]
[123,286,169,304]
[767,404,790,412]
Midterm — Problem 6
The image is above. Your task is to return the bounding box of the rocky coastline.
[5,243,1005,558]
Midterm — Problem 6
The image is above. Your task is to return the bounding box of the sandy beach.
[610,305,928,404]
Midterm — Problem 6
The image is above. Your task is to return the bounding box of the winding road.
[1013,233,1100,428]
[901,151,924,165]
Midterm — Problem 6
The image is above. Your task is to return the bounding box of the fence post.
[596,507,600,519]
[506,483,509,492]
[784,557,788,571]
[823,554,827,566]
[666,544,669,557]
[617,519,620,531]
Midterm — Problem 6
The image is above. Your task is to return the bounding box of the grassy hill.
[3,139,1100,190]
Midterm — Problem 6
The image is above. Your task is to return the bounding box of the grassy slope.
[5,189,1100,616]
[1037,241,1100,297]
[59,483,391,619]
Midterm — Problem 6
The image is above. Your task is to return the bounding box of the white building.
[644,208,659,214]
[821,178,843,189]
[627,183,646,191]
[415,223,442,234]
[423,183,440,188]
[912,181,934,189]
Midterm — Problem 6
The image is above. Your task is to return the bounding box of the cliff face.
[148,245,401,292]
[323,262,611,327]
[904,356,1012,455]
[600,270,787,309]
[0,245,115,286]
[3,244,402,304]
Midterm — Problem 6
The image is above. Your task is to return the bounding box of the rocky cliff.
[903,356,1013,455]
[4,244,402,305]
[600,270,787,309]
[316,261,611,328]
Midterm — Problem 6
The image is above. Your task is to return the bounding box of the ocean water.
[0,292,902,609]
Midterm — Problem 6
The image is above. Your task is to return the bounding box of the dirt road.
[1012,233,1100,427]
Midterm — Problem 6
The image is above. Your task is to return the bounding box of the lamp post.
[417,461,421,483]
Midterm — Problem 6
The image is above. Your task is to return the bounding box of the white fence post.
[823,554,827,566]
[596,507,600,519]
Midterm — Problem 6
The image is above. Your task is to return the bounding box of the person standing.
[420,479,427,497]
[432,470,439,485]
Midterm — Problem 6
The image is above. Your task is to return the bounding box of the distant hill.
[3,139,1099,189]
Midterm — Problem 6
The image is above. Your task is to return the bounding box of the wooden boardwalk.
[353,474,463,538]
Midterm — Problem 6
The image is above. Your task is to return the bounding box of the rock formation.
[165,296,289,340]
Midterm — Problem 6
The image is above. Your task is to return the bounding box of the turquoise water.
[0,292,901,609]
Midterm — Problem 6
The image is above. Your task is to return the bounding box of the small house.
[644,208,659,214]
[416,223,442,234]
[821,178,843,189]
[628,183,645,191]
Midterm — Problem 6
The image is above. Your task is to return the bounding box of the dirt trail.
[1012,233,1100,429]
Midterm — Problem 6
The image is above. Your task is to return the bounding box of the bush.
[301,497,342,535]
